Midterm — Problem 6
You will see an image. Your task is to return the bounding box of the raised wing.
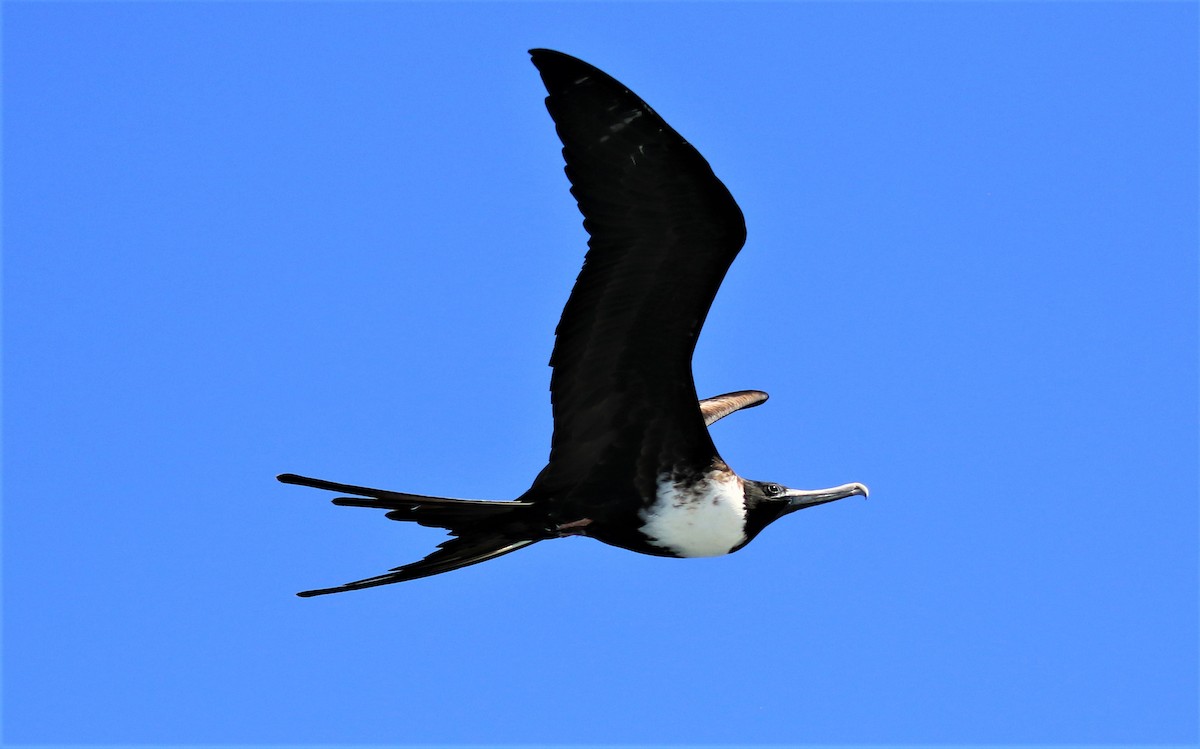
[699,390,769,427]
[528,49,747,495]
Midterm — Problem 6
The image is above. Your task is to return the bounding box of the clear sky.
[4,2,1197,746]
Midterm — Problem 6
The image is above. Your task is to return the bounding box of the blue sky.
[4,2,1196,746]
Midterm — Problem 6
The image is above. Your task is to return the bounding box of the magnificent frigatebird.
[280,49,868,597]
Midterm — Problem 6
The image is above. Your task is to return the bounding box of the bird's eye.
[764,483,783,497]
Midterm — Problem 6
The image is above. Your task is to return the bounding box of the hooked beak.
[783,482,868,514]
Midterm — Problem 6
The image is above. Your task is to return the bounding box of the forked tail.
[278,473,540,596]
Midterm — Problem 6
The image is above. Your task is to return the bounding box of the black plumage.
[280,50,866,597]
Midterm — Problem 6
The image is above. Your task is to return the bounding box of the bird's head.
[739,479,868,543]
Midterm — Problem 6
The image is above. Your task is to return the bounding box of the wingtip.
[528,48,599,87]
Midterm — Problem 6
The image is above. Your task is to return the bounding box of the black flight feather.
[527,49,748,503]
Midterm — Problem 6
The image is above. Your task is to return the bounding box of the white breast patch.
[640,471,747,557]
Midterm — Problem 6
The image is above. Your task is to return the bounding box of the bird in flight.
[280,49,868,597]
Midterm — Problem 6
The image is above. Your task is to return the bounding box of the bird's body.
[280,49,867,597]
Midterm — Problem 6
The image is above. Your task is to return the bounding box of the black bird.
[280,49,868,597]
